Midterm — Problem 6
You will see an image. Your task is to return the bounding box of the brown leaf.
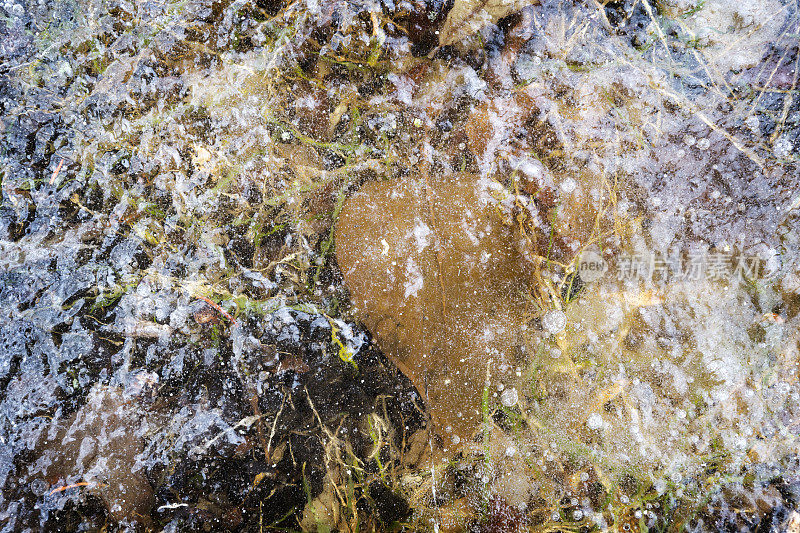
[335,174,537,446]
[40,386,153,526]
[439,0,539,47]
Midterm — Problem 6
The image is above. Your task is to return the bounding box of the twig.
[196,295,237,325]
[589,0,614,33]
[640,0,673,64]
[49,158,64,185]
[747,40,796,117]
[48,481,107,495]
[770,40,800,144]
[194,414,261,454]
[266,390,287,457]
[304,387,349,512]
[652,85,765,168]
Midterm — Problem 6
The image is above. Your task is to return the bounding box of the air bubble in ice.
[542,310,567,334]
[501,387,519,407]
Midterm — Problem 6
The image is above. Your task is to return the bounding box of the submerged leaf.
[439,0,539,46]
[335,174,538,446]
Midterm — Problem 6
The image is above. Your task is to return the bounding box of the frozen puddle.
[0,0,798,529]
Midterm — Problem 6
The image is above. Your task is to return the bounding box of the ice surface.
[0,0,798,528]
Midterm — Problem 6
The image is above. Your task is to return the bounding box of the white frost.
[403,258,424,298]
[411,219,432,250]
